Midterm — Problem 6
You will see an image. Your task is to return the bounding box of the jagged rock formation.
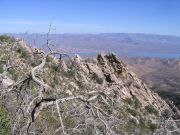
[73,53,171,112]
[0,35,179,135]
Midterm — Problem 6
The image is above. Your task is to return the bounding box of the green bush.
[51,75,59,88]
[64,69,76,78]
[0,103,11,135]
[125,98,133,105]
[16,47,31,60]
[0,61,6,73]
[138,118,158,133]
[0,35,14,42]
[8,69,19,81]
[148,123,158,131]
[46,56,53,63]
[126,107,138,116]
[145,105,159,115]
[0,68,3,74]
[30,60,39,67]
[124,123,135,134]
[92,73,103,84]
[125,95,142,108]
[133,96,142,108]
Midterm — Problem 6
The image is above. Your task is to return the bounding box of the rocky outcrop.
[0,75,14,88]
[70,53,171,113]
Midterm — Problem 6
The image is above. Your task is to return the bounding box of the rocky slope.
[123,57,180,109]
[0,35,179,135]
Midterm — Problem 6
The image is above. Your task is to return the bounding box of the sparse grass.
[35,110,59,132]
[86,126,94,135]
[0,102,11,135]
[63,115,76,129]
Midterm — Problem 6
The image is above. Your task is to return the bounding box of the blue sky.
[0,0,180,36]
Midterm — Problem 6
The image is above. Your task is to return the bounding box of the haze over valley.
[12,33,180,58]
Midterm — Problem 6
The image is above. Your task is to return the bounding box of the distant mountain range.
[9,33,180,58]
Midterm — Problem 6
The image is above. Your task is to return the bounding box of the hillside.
[123,57,180,109]
[0,35,180,135]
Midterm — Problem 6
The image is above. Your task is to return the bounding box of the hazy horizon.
[0,31,180,38]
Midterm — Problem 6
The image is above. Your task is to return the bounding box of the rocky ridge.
[0,36,179,135]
